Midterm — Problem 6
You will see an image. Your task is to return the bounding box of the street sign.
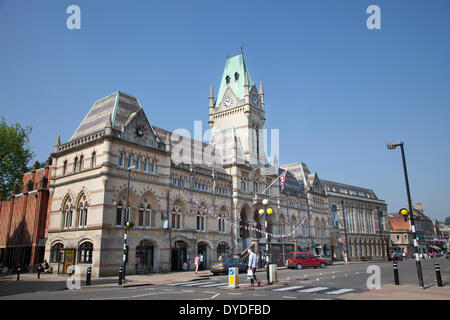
[228,267,239,288]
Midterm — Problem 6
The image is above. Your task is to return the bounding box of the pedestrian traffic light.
[125,221,134,229]
[399,208,409,221]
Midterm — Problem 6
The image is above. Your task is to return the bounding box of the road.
[0,258,448,300]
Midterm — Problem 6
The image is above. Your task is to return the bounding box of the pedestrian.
[199,253,204,270]
[247,248,261,287]
[402,252,406,260]
[194,254,200,275]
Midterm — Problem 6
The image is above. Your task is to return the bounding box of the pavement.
[1,262,449,299]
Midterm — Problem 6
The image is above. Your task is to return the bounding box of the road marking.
[274,286,305,292]
[198,283,228,288]
[316,278,320,281]
[325,288,355,295]
[298,287,329,293]
[227,292,242,295]
[131,293,157,298]
[210,293,220,299]
[181,289,194,293]
[167,282,193,286]
[282,296,296,299]
[181,281,217,287]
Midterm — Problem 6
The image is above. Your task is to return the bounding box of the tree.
[0,117,34,200]
[445,217,450,226]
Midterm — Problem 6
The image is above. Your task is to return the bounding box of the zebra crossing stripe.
[325,288,355,295]
[297,287,329,293]
[167,282,193,286]
[181,281,217,287]
[198,283,229,288]
[273,286,305,292]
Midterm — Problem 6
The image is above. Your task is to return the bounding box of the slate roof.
[279,168,305,197]
[321,179,380,201]
[71,91,141,141]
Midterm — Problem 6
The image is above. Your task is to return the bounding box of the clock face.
[251,95,259,105]
[224,96,233,107]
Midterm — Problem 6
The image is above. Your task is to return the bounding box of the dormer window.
[234,72,239,81]
[225,76,230,84]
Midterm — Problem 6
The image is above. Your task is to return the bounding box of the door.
[63,249,75,273]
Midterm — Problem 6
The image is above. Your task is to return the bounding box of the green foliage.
[445,217,450,226]
[0,117,34,200]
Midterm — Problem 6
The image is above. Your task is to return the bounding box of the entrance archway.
[197,242,209,270]
[136,239,154,274]
[171,241,187,271]
[217,241,230,260]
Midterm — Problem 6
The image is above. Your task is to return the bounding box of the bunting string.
[179,187,308,238]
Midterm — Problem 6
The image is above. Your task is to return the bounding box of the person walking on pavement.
[248,248,261,287]
[194,254,200,275]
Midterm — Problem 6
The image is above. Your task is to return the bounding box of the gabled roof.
[215,53,254,107]
[321,179,380,201]
[389,217,410,231]
[279,168,305,197]
[71,91,141,141]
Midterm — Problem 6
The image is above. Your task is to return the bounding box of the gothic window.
[145,204,151,227]
[127,155,132,168]
[226,75,230,84]
[253,181,258,193]
[138,205,144,227]
[63,160,67,175]
[143,158,148,172]
[64,204,73,229]
[234,72,239,81]
[119,152,124,167]
[73,157,78,173]
[78,242,93,264]
[136,156,140,171]
[331,205,339,228]
[197,209,206,232]
[150,159,155,174]
[171,204,182,230]
[77,196,88,228]
[91,152,97,168]
[79,155,84,171]
[116,201,124,226]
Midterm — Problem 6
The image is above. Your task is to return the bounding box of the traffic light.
[399,208,409,221]
[125,221,134,229]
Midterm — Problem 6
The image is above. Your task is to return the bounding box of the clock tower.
[209,52,267,167]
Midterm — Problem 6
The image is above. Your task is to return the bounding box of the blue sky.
[1,0,449,222]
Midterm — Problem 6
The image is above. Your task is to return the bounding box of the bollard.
[434,263,443,287]
[16,267,21,281]
[118,266,123,285]
[86,267,92,286]
[37,266,41,279]
[393,261,400,285]
[228,267,239,288]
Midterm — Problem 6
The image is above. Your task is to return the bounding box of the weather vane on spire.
[240,43,244,54]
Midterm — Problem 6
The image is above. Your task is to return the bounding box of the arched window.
[143,158,148,172]
[138,205,144,227]
[331,205,339,228]
[50,243,64,263]
[197,209,206,232]
[171,203,182,230]
[234,72,239,81]
[63,198,73,230]
[77,195,88,228]
[145,204,151,227]
[279,215,286,235]
[225,75,230,84]
[218,207,226,233]
[119,152,124,167]
[127,155,132,168]
[150,160,155,174]
[73,157,78,173]
[91,152,97,168]
[78,242,93,263]
[136,156,140,171]
[63,160,67,175]
[79,155,84,171]
[116,201,124,226]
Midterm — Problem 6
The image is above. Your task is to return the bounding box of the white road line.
[131,293,157,298]
[325,288,355,295]
[198,282,228,287]
[274,286,305,292]
[167,282,192,286]
[282,296,296,299]
[298,287,329,293]
[227,292,242,295]
[211,293,220,299]
[181,281,217,287]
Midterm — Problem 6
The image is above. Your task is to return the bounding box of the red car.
[446,252,450,260]
[286,252,327,270]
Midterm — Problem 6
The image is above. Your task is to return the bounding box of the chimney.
[416,202,423,213]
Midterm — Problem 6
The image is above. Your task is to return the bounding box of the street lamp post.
[258,198,273,285]
[122,165,136,282]
[341,201,350,262]
[387,141,424,289]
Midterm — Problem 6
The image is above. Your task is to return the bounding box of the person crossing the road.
[248,248,261,287]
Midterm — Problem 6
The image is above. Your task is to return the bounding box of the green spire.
[215,52,253,107]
